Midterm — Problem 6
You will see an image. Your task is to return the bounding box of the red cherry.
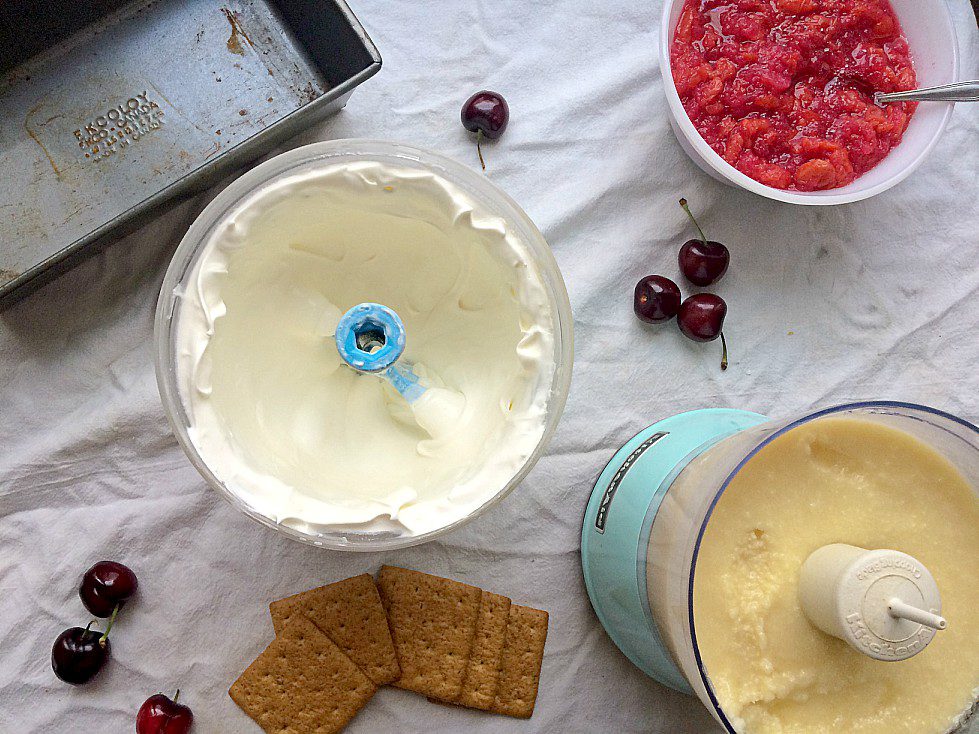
[52,624,110,685]
[461,90,509,139]
[136,691,194,734]
[461,90,509,170]
[679,238,729,287]
[677,293,729,370]
[634,275,681,323]
[80,561,138,618]
[678,199,730,286]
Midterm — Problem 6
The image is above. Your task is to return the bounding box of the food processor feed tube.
[798,543,947,661]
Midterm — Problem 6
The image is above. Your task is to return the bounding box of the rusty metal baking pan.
[0,0,380,306]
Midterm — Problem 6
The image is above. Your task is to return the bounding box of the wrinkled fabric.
[1,1,977,732]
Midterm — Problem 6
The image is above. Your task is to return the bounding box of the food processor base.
[581,408,766,693]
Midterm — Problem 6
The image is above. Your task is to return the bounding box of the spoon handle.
[876,80,979,104]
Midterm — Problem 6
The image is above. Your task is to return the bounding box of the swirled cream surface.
[173,160,556,537]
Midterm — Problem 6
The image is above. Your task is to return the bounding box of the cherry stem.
[99,604,119,644]
[679,198,708,246]
[720,332,729,371]
[476,129,486,171]
[174,689,180,703]
[84,621,95,634]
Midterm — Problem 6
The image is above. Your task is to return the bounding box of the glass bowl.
[154,139,574,550]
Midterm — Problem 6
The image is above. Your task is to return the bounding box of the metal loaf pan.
[0,0,381,306]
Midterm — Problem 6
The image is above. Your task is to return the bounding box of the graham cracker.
[229,615,376,734]
[377,565,482,701]
[491,604,549,719]
[269,574,400,685]
[455,590,512,710]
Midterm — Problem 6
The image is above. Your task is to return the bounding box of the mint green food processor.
[580,402,979,733]
[581,407,765,693]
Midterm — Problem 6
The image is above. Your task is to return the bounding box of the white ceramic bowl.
[659,0,960,205]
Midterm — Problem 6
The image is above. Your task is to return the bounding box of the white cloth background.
[2,1,978,732]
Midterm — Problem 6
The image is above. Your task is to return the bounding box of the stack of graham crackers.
[229,566,549,733]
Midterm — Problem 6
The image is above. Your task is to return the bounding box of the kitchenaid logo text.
[594,432,667,533]
[844,613,932,658]
[73,91,166,162]
[855,557,922,581]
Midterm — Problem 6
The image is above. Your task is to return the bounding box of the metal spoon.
[876,80,979,104]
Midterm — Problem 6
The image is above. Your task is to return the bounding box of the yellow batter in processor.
[581,403,979,734]
[693,417,979,734]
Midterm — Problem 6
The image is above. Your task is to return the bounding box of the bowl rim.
[153,139,575,551]
[658,0,961,205]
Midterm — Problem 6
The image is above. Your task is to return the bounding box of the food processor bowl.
[155,140,573,551]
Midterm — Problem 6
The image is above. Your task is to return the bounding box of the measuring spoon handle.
[876,80,979,104]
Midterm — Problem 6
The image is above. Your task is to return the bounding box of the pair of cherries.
[634,199,731,369]
[52,561,138,686]
[51,561,193,732]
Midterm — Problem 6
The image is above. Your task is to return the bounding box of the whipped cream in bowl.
[155,140,573,549]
